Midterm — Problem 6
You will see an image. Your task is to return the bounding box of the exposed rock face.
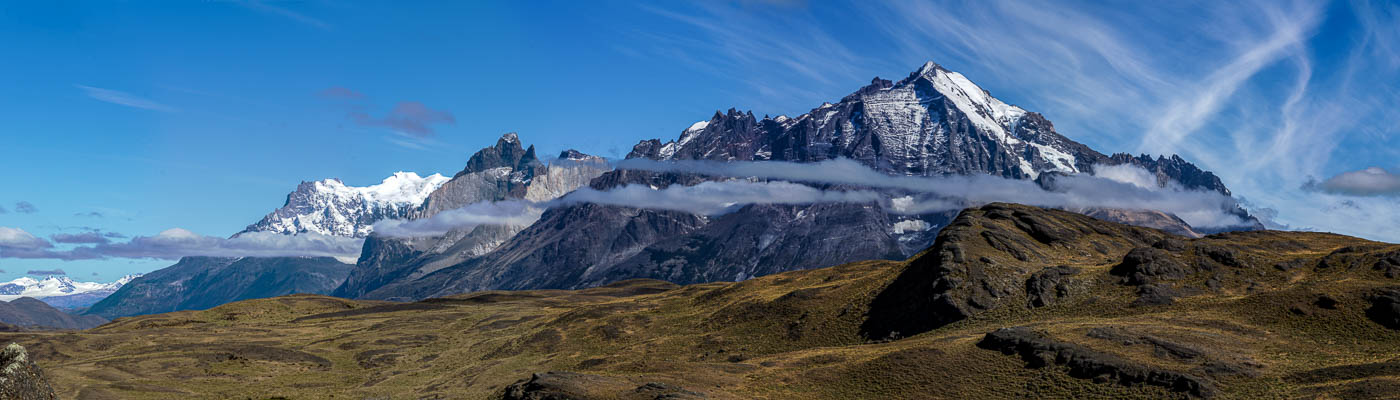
[456,132,539,178]
[357,204,709,300]
[977,327,1215,398]
[86,256,351,319]
[0,298,107,330]
[335,136,609,300]
[0,343,57,400]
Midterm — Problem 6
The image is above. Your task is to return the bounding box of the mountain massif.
[340,61,1260,301]
[8,204,1398,398]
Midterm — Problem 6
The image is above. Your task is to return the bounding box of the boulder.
[0,343,57,400]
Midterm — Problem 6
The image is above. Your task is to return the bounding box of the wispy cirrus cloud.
[237,0,332,30]
[75,85,177,112]
[629,0,1400,242]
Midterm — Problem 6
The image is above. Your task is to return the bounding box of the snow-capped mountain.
[0,274,141,303]
[629,61,1235,196]
[348,61,1261,301]
[239,172,450,238]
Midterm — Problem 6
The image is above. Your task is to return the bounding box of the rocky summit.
[7,204,1399,399]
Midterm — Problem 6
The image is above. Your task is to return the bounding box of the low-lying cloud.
[26,269,65,276]
[373,158,1254,238]
[372,201,543,238]
[1304,167,1400,197]
[372,180,888,239]
[611,158,1251,229]
[0,226,363,262]
[559,181,884,215]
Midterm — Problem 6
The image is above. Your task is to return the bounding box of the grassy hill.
[4,203,1399,399]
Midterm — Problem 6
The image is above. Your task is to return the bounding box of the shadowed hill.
[5,204,1399,399]
[0,298,106,330]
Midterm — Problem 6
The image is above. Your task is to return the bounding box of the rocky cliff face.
[333,138,610,300]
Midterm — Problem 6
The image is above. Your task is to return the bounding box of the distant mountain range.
[0,275,140,310]
[90,60,1265,316]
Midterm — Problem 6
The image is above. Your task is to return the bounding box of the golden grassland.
[6,204,1400,399]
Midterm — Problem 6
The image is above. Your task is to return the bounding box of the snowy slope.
[240,172,450,238]
[629,61,1093,180]
[0,274,141,302]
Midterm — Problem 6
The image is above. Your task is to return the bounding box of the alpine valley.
[7,61,1389,400]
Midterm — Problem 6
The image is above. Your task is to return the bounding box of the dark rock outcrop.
[1132,284,1183,307]
[978,327,1215,398]
[1111,247,1190,285]
[1365,287,1400,329]
[0,343,57,400]
[1025,266,1080,308]
[502,371,704,400]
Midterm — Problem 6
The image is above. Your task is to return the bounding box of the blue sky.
[1,0,1398,282]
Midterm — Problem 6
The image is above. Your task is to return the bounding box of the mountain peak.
[239,171,449,238]
[918,60,938,73]
[456,133,541,178]
[498,132,520,145]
